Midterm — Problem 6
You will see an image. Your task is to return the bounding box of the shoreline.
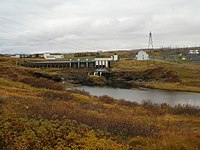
[66,82,200,94]
[70,85,200,107]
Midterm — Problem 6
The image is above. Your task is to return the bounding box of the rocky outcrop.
[59,67,180,88]
[61,68,94,84]
[33,72,63,82]
[110,67,180,83]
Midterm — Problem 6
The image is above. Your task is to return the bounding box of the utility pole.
[148,31,153,49]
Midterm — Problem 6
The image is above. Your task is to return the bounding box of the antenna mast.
[148,31,153,49]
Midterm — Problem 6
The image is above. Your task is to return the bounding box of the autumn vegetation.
[58,58,200,92]
[112,60,200,92]
[0,56,200,149]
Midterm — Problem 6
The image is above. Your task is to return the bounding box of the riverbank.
[74,85,200,106]
[0,56,200,149]
[13,57,200,93]
[110,60,200,93]
[138,82,200,93]
[58,60,200,93]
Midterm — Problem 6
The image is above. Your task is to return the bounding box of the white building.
[11,54,33,58]
[189,50,199,54]
[94,54,118,68]
[112,54,118,61]
[43,53,64,60]
[188,50,200,61]
[136,50,149,60]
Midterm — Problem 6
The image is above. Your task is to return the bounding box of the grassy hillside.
[0,57,200,149]
[112,60,200,92]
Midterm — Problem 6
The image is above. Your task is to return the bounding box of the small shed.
[136,50,149,60]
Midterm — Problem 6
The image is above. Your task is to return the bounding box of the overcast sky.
[0,0,200,54]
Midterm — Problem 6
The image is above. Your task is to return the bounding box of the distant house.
[189,50,199,54]
[136,50,149,60]
[188,50,200,61]
[43,53,64,60]
[11,54,33,58]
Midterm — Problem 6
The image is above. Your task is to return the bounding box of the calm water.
[75,86,200,106]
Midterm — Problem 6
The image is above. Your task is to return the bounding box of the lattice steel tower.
[148,31,153,49]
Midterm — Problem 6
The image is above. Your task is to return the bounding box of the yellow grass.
[142,82,200,93]
[113,60,200,92]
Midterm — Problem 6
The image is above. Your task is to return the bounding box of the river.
[75,86,200,106]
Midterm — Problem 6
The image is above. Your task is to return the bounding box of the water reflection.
[75,86,200,106]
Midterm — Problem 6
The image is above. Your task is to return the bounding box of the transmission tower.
[148,31,153,49]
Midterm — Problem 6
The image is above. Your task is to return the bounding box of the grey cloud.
[0,0,200,54]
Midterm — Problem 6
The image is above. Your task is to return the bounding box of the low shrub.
[172,104,200,116]
[39,90,73,101]
[98,95,116,104]
[20,77,64,90]
[117,99,139,108]
[69,89,90,96]
[0,115,122,150]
